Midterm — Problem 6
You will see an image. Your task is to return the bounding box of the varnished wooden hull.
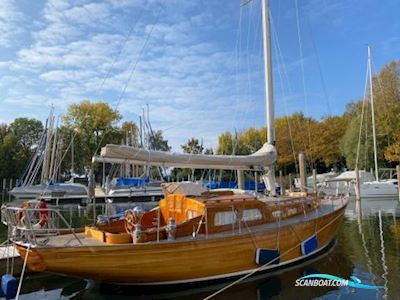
[16,204,346,284]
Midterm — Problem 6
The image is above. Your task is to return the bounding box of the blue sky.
[0,0,399,150]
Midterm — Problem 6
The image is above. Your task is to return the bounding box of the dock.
[0,245,24,276]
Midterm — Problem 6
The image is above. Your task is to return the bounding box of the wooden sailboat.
[5,0,348,285]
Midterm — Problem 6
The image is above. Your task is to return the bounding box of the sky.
[0,0,399,151]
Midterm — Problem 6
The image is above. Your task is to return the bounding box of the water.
[7,198,400,299]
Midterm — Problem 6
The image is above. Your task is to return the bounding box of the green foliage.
[0,118,44,178]
[171,137,206,181]
[181,138,204,154]
[340,116,374,170]
[62,100,122,167]
[148,130,171,151]
[341,60,400,168]
[10,118,43,151]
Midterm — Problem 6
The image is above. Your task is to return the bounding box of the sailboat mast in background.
[367,45,379,181]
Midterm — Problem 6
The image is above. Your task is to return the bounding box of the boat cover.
[93,143,277,170]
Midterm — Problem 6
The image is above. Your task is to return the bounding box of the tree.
[181,138,204,154]
[0,133,18,178]
[148,130,171,151]
[204,148,214,155]
[10,118,43,151]
[62,101,122,167]
[10,118,44,170]
[0,123,10,143]
[340,60,400,170]
[340,115,374,170]
[275,113,318,171]
[313,116,348,169]
[217,132,234,155]
[120,121,139,147]
[0,118,44,179]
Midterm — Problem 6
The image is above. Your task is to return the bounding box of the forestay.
[92,143,277,170]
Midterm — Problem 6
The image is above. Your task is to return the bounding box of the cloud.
[0,0,270,150]
[0,0,24,47]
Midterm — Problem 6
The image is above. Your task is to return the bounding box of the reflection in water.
[15,197,400,299]
[378,211,389,300]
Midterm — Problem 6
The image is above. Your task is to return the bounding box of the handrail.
[1,205,83,246]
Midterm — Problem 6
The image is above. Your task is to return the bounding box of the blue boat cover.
[115,177,150,187]
[205,181,266,190]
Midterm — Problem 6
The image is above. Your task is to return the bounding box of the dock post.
[313,169,317,194]
[289,173,292,192]
[279,170,283,194]
[1,178,5,203]
[355,167,361,201]
[8,178,12,201]
[237,170,244,190]
[254,171,258,192]
[88,168,96,221]
[299,152,306,192]
[397,165,400,201]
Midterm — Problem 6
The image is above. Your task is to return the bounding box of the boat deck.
[29,197,346,249]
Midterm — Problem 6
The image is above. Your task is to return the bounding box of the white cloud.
[0,0,269,150]
[0,0,24,47]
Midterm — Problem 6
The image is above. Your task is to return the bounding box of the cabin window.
[242,208,262,221]
[214,211,237,226]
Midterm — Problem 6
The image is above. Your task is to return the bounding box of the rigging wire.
[270,13,299,173]
[294,0,314,167]
[304,14,332,115]
[371,59,392,148]
[93,0,165,158]
[43,3,147,187]
[355,60,370,168]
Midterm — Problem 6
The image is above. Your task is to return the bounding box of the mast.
[368,45,379,181]
[262,0,275,144]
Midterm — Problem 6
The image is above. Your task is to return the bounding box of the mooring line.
[16,244,30,300]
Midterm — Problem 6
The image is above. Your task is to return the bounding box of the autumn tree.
[120,121,139,146]
[62,100,122,168]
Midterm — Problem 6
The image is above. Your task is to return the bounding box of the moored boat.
[4,183,347,284]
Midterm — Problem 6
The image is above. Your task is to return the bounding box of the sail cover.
[93,143,277,170]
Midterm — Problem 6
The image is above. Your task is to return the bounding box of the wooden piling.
[299,152,306,192]
[254,171,258,192]
[289,173,292,192]
[279,170,283,193]
[397,165,400,201]
[355,167,361,201]
[237,170,244,190]
[8,178,12,201]
[1,178,5,203]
